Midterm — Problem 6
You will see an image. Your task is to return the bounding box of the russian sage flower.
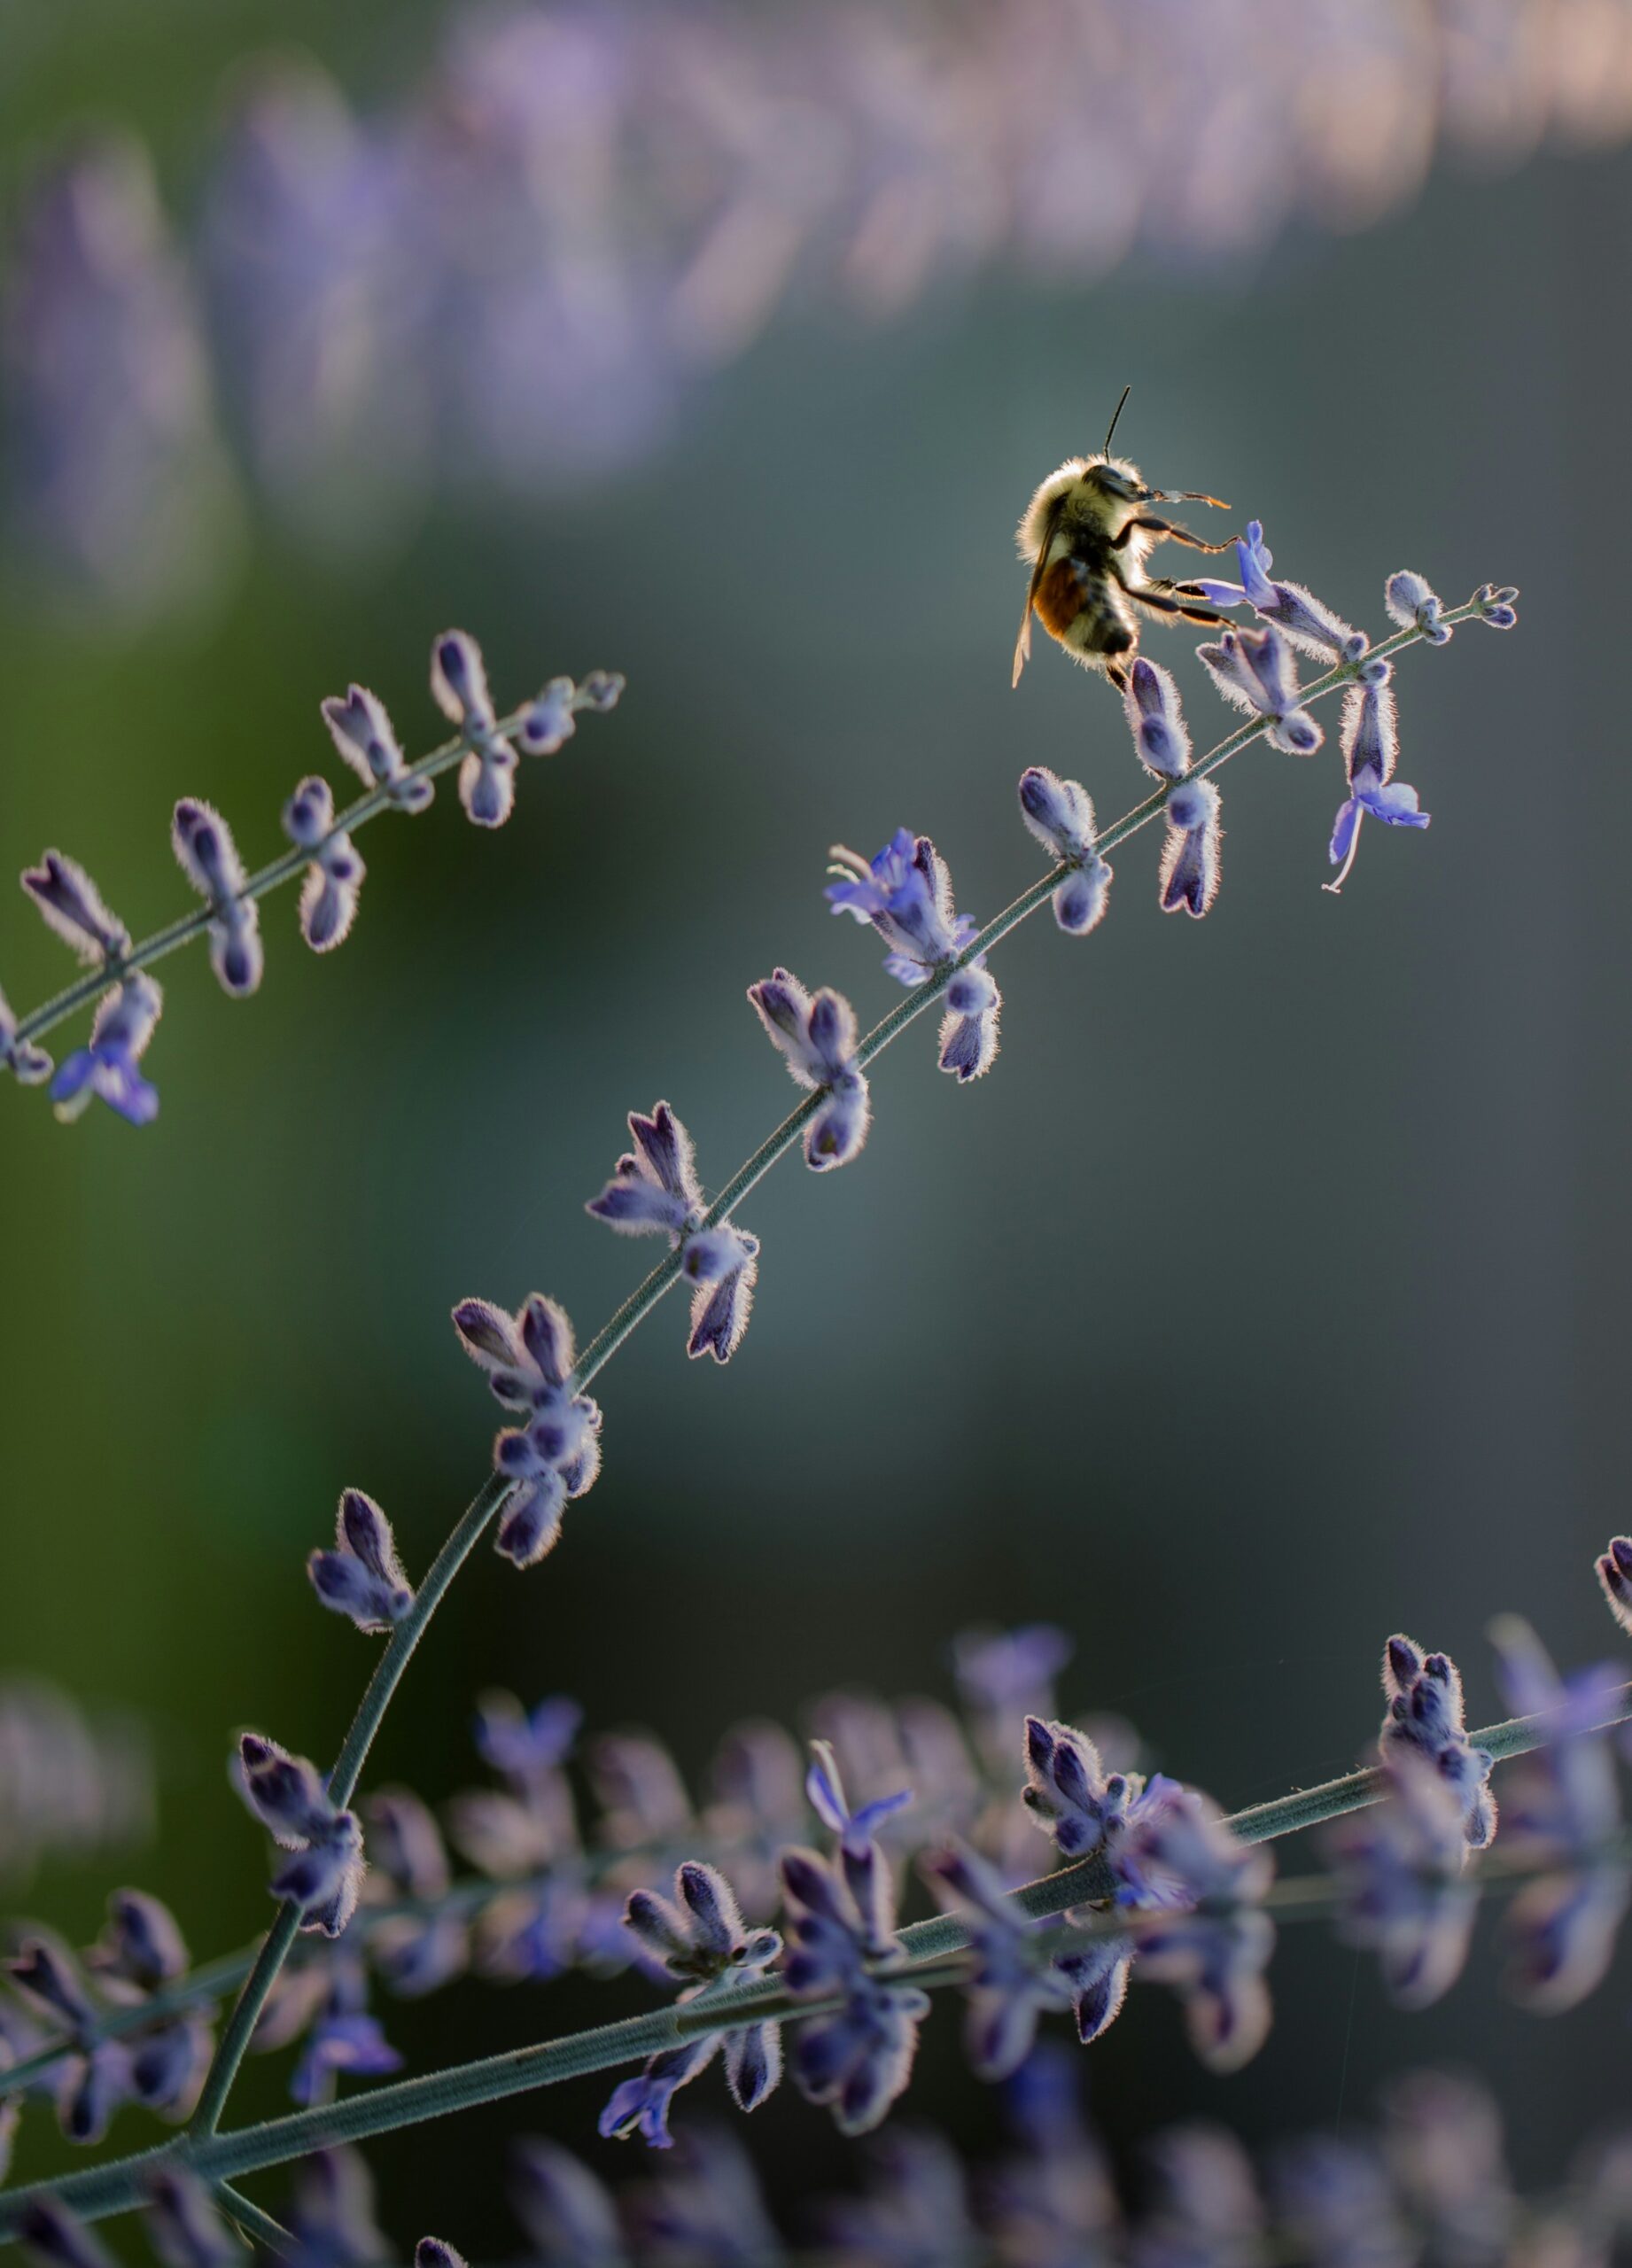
[416,2245,464,2268]
[322,684,433,812]
[509,2137,624,2267]
[602,1860,783,2139]
[145,2165,246,2268]
[362,1788,470,1997]
[1379,1635,1496,1847]
[1017,768,1112,935]
[1154,777,1220,920]
[450,1293,603,1564]
[1473,582,1519,630]
[307,1489,415,1632]
[20,850,130,964]
[587,1104,760,1362]
[779,1841,929,2137]
[925,1844,1074,2078]
[1487,1614,1628,2012]
[1116,1791,1276,2072]
[170,799,262,996]
[747,968,871,1171]
[7,1935,134,2144]
[17,2197,118,2268]
[1326,1755,1475,2008]
[431,629,518,829]
[1121,657,1192,781]
[283,777,365,951]
[1385,571,1451,644]
[86,1889,211,2117]
[50,975,163,1126]
[1190,522,1366,664]
[517,670,626,754]
[0,983,51,1085]
[236,1733,365,1937]
[283,2148,391,2266]
[289,1953,401,2106]
[1198,624,1323,755]
[1595,1534,1632,1634]
[826,830,1000,1081]
[1326,674,1428,892]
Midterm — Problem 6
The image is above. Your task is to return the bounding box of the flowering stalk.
[4,1667,1621,2236]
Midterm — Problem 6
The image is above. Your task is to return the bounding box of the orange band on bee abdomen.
[1033,557,1089,638]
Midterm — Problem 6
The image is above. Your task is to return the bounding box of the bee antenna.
[1102,383,1132,456]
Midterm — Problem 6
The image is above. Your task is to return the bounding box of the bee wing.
[1013,499,1065,688]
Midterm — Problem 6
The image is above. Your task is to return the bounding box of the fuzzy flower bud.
[51,974,163,1125]
[172,798,262,996]
[1158,776,1222,920]
[1379,1635,1496,1848]
[1017,767,1113,935]
[1198,624,1323,755]
[938,960,1001,1084]
[283,776,365,950]
[0,982,52,1085]
[307,1489,415,1632]
[431,629,517,830]
[1473,582,1519,629]
[1385,571,1451,643]
[321,684,432,812]
[587,1104,761,1362]
[747,968,871,1171]
[1597,1534,1632,1635]
[1121,658,1192,781]
[1189,523,1367,664]
[451,1292,604,1563]
[237,1733,365,1937]
[20,850,129,965]
[1326,680,1428,891]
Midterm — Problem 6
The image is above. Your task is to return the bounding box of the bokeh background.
[3,0,1632,2253]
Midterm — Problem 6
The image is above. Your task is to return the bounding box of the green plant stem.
[2,602,1489,2225]
[216,2182,298,2256]
[4,1668,1615,2236]
[9,702,566,1052]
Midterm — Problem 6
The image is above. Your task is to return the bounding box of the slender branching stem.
[215,2182,298,2256]
[1,602,1493,2231]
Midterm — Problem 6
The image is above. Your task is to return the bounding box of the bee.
[1013,386,1238,693]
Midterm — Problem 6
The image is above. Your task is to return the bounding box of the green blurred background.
[3,1,1631,2251]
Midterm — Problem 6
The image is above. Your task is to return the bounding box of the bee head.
[1084,454,1148,502]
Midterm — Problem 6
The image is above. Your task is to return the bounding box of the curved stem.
[216,2182,298,2257]
[6,1670,1608,2236]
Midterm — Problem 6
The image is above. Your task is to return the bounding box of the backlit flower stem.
[5,1666,1617,2236]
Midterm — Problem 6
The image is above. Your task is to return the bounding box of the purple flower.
[5,1938,137,2143]
[20,850,129,965]
[1118,1792,1276,2072]
[50,974,162,1126]
[90,1889,189,1993]
[598,2036,720,2149]
[171,799,263,997]
[586,1105,761,1363]
[517,670,626,754]
[362,1788,469,1997]
[1272,2135,1413,2268]
[1379,1635,1496,1848]
[1325,676,1428,894]
[955,1625,1073,1728]
[1158,776,1222,920]
[450,1293,603,1565]
[289,1954,401,2106]
[322,684,433,812]
[925,1844,1074,2078]
[86,1891,211,2119]
[780,1841,929,2136]
[1198,624,1323,755]
[747,967,871,1171]
[1120,657,1193,781]
[416,2245,465,2268]
[1018,766,1114,935]
[1326,1755,1475,2008]
[1190,522,1367,664]
[307,1489,415,1633]
[236,1733,365,1938]
[18,2197,118,2268]
[0,983,52,1085]
[1473,582,1519,630]
[592,1729,693,1849]
[938,962,1002,1084]
[509,2137,624,2265]
[475,1691,583,1788]
[284,2145,391,2264]
[827,828,977,983]
[806,1737,913,1869]
[1595,1534,1632,1635]
[283,777,366,951]
[1023,1713,1156,1867]
[431,629,518,829]
[1488,1614,1628,2012]
[145,2164,245,2268]
[1385,570,1451,644]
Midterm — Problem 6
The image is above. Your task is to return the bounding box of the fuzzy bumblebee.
[1013,389,1237,692]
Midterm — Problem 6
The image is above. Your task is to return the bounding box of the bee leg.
[1114,516,1236,554]
[1106,661,1131,693]
[1127,585,1235,625]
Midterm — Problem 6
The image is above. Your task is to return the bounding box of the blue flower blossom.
[1379,1635,1496,1848]
[598,2038,720,2149]
[747,967,871,1171]
[1189,521,1367,663]
[1197,624,1323,755]
[50,975,163,1126]
[171,798,262,997]
[145,2165,245,2268]
[283,777,365,951]
[362,1790,470,1998]
[1017,768,1113,935]
[17,2195,118,2268]
[826,829,975,983]
[431,628,518,829]
[283,2146,391,2265]
[1326,1755,1475,2008]
[1488,1615,1628,2013]
[86,1891,210,2118]
[6,1938,133,2145]
[1158,777,1222,920]
[20,850,129,965]
[0,983,51,1086]
[610,1860,783,2127]
[1120,657,1192,781]
[805,1738,913,1861]
[307,1489,415,1633]
[289,1955,401,2106]
[1116,1790,1276,2071]
[236,1733,365,1938]
[509,2138,625,2268]
[779,1841,929,2137]
[924,1844,1074,2078]
[475,1693,583,1789]
[1325,675,1429,895]
[321,683,433,812]
[1385,570,1451,644]
[587,1105,760,1363]
[450,1293,603,1564]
